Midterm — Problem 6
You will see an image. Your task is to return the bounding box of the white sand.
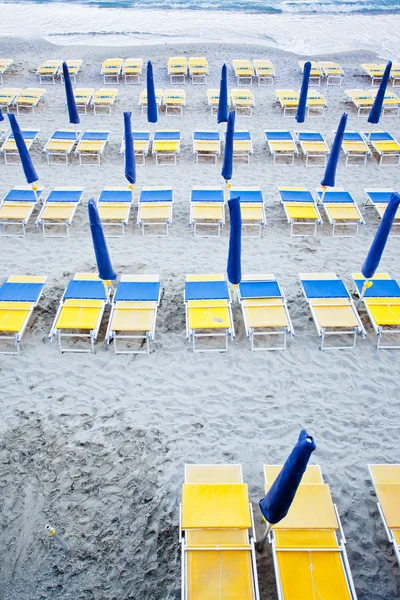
[0,37,400,599]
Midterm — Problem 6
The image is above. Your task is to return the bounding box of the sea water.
[1,0,400,57]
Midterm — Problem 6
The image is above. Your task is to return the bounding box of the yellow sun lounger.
[0,59,13,84]
[319,61,344,85]
[238,274,294,350]
[106,274,160,354]
[299,60,323,85]
[352,273,400,349]
[317,188,365,236]
[181,464,260,599]
[97,188,133,236]
[361,63,400,87]
[190,187,225,236]
[14,88,47,115]
[264,130,298,165]
[300,272,365,350]
[164,88,186,115]
[35,187,84,238]
[123,58,143,84]
[189,57,208,85]
[340,131,371,166]
[42,129,82,165]
[193,130,221,164]
[362,131,400,165]
[231,88,255,116]
[294,130,330,167]
[370,88,400,116]
[364,188,400,233]
[230,187,266,236]
[206,88,230,116]
[91,88,118,115]
[253,59,275,86]
[1,128,40,165]
[168,57,188,84]
[0,87,21,112]
[60,60,83,85]
[137,187,173,236]
[231,130,253,163]
[0,275,47,354]
[275,89,299,117]
[73,88,94,114]
[74,130,110,166]
[0,186,44,236]
[101,58,123,84]
[152,129,180,166]
[138,88,163,115]
[185,275,235,352]
[345,88,374,116]
[120,130,150,165]
[263,464,358,599]
[232,59,254,86]
[49,273,110,353]
[278,187,323,236]
[36,60,62,84]
[368,464,400,564]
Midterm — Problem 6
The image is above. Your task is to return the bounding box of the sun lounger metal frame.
[340,131,371,166]
[74,130,110,166]
[230,187,266,237]
[0,187,43,237]
[278,188,323,236]
[238,274,294,350]
[36,60,62,85]
[14,88,46,115]
[368,463,400,565]
[106,275,160,354]
[97,188,133,237]
[0,275,47,354]
[73,88,94,114]
[232,59,254,86]
[123,58,143,84]
[265,130,298,166]
[190,187,225,237]
[193,130,221,164]
[300,272,366,350]
[317,188,365,236]
[294,130,330,167]
[101,58,123,84]
[35,187,84,238]
[0,59,13,84]
[42,129,82,165]
[137,187,173,236]
[1,129,40,165]
[364,188,400,236]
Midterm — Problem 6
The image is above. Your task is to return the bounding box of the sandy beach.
[0,35,400,600]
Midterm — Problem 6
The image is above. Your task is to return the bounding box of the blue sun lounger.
[106,275,161,354]
[185,274,235,352]
[238,274,294,350]
[362,131,400,165]
[340,131,371,166]
[75,130,110,166]
[294,131,330,167]
[230,187,266,236]
[42,129,82,165]
[152,129,181,165]
[278,188,323,236]
[300,272,365,350]
[228,130,253,163]
[97,188,134,236]
[0,275,47,354]
[0,186,44,237]
[264,130,298,165]
[364,188,400,234]
[35,187,84,238]
[1,129,40,165]
[137,187,174,236]
[190,187,225,236]
[193,130,221,164]
[317,188,365,236]
[49,274,110,353]
[120,130,150,165]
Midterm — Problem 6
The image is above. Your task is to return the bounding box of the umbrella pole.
[357,279,373,307]
[32,184,39,203]
[321,185,327,203]
[256,522,272,552]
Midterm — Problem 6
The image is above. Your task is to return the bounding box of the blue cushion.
[140,189,173,202]
[185,280,229,301]
[354,279,400,297]
[114,281,160,302]
[0,282,44,302]
[279,190,314,203]
[191,190,224,203]
[302,279,349,298]
[239,281,281,298]
[64,280,107,300]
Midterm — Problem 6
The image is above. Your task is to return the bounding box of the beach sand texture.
[0,38,400,599]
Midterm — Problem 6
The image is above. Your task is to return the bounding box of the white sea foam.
[1,2,400,58]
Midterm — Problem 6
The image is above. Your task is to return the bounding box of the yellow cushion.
[139,204,172,221]
[191,205,223,221]
[0,303,33,332]
[324,204,361,221]
[98,203,130,221]
[181,483,251,529]
[285,203,319,220]
[311,304,359,328]
[56,300,104,330]
[77,141,105,153]
[274,529,338,549]
[366,303,400,325]
[46,141,75,152]
[243,304,288,328]
[111,302,155,332]
[342,141,369,153]
[188,303,231,330]
[153,141,179,152]
[194,141,220,153]
[40,203,76,221]
[0,203,34,220]
[301,141,329,153]
[240,204,264,221]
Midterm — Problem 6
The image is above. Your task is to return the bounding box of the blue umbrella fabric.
[88,198,117,281]
[0,107,4,122]
[123,111,136,186]
[361,192,400,281]
[7,113,38,185]
[222,110,235,183]
[296,61,311,124]
[259,429,316,525]
[321,112,347,188]
[368,61,392,124]
[217,64,228,124]
[227,196,242,286]
[62,62,80,129]
[146,61,158,124]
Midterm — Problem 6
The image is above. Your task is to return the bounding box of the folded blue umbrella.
[368,61,392,125]
[7,113,38,185]
[362,192,400,280]
[123,111,136,186]
[222,110,235,183]
[296,61,311,124]
[0,107,4,122]
[146,60,158,124]
[227,196,241,285]
[88,198,116,281]
[62,62,80,128]
[257,430,316,551]
[321,112,347,188]
[217,64,228,124]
